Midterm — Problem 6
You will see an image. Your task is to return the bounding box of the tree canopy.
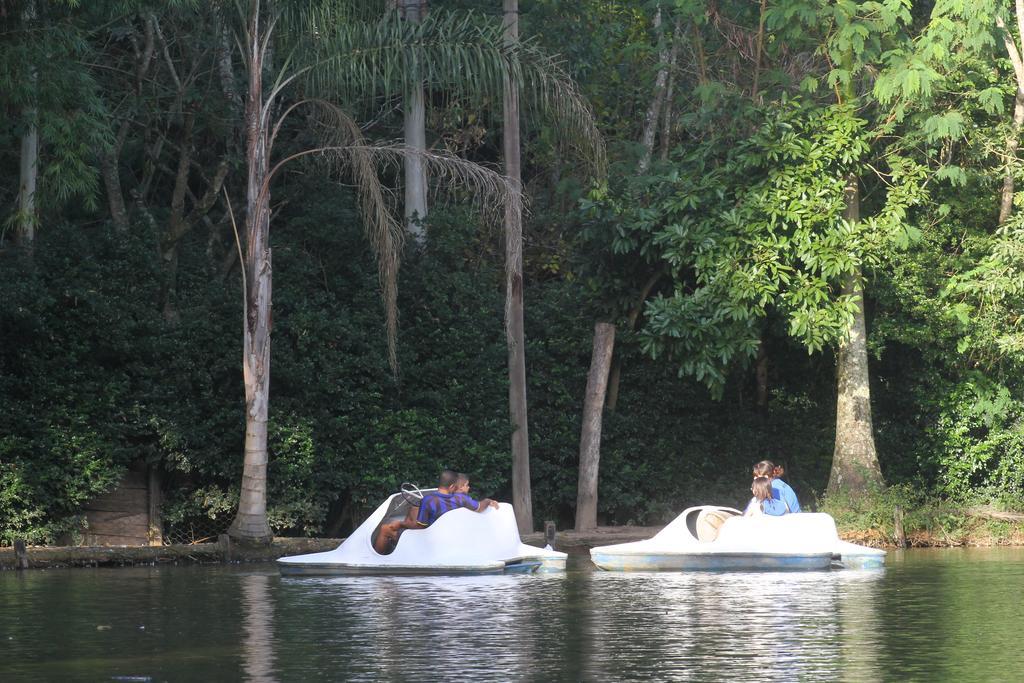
[4,0,1024,543]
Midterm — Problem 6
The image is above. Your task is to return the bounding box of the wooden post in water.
[893,505,907,548]
[147,465,163,546]
[544,520,556,548]
[14,539,29,570]
[219,533,232,563]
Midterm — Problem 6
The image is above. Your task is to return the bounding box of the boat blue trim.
[277,562,505,576]
[590,551,835,572]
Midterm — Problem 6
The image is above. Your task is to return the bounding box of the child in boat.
[744,476,786,516]
[753,460,801,513]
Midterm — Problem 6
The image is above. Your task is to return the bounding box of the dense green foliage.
[4,0,1024,544]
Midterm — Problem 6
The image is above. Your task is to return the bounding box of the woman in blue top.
[753,460,801,513]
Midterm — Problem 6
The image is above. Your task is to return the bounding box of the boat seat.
[695,509,732,542]
[370,497,417,555]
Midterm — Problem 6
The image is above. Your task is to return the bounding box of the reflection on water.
[1,548,1023,681]
[274,572,570,681]
[581,569,885,681]
[241,574,275,683]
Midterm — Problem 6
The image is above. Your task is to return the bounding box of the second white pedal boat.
[590,505,885,571]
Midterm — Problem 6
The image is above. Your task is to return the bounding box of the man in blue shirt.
[372,470,499,554]
[415,470,498,527]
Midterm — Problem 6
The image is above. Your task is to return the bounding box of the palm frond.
[269,100,520,371]
[283,8,605,175]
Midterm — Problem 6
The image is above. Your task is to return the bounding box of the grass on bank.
[820,485,1024,548]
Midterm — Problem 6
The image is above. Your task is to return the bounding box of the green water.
[1,548,1022,681]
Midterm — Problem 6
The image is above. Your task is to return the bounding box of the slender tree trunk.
[160,111,195,321]
[637,7,670,174]
[658,21,682,161]
[401,0,428,242]
[658,70,675,162]
[100,151,130,232]
[575,323,616,531]
[755,336,768,415]
[16,0,38,250]
[218,21,244,119]
[606,271,661,412]
[605,359,623,413]
[18,110,38,250]
[751,0,768,101]
[102,14,156,233]
[999,89,1024,225]
[503,0,533,534]
[691,22,708,86]
[229,0,273,543]
[828,174,883,495]
[998,7,1024,224]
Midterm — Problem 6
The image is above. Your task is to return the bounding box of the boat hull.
[277,556,557,576]
[590,550,834,572]
[278,562,506,576]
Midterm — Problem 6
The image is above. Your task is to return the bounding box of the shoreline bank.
[0,526,665,570]
[0,536,339,570]
[5,513,1024,570]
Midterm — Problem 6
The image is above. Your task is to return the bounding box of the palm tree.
[226,0,603,541]
[398,0,428,242]
[502,0,532,533]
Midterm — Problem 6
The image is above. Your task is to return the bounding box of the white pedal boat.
[590,505,886,572]
[278,489,566,575]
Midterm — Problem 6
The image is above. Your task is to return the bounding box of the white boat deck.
[278,492,566,575]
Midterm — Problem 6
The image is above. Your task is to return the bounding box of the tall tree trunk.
[160,111,195,322]
[101,13,156,233]
[16,0,38,250]
[755,335,768,415]
[575,322,616,531]
[18,109,38,250]
[999,89,1024,225]
[637,6,670,174]
[828,175,883,495]
[100,151,130,232]
[605,358,623,413]
[228,0,273,543]
[997,6,1024,224]
[751,0,768,101]
[503,0,533,534]
[658,21,682,161]
[691,23,708,86]
[606,271,660,412]
[401,0,428,242]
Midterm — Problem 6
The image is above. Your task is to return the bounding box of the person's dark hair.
[455,472,469,486]
[438,469,459,489]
